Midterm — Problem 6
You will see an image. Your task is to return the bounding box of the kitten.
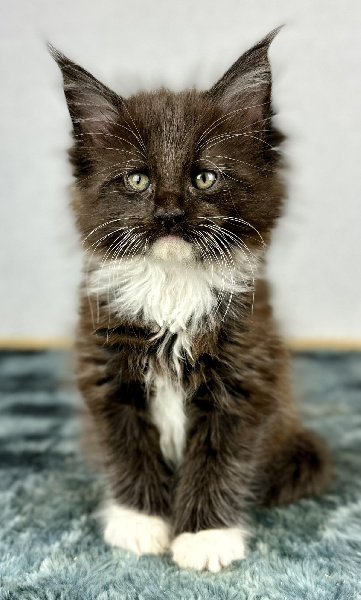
[50,28,332,572]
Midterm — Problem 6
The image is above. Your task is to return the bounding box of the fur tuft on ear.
[48,44,121,140]
[207,27,282,129]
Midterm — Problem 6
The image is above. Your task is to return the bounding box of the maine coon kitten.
[50,28,332,571]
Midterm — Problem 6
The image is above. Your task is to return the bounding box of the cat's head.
[50,28,283,266]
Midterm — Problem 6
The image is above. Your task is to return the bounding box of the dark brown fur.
[50,29,332,541]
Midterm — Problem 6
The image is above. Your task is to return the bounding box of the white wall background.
[1,0,360,341]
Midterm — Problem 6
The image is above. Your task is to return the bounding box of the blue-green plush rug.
[0,350,360,600]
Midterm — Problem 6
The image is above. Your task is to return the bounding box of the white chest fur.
[89,249,253,369]
[150,375,186,467]
[88,244,256,466]
[92,255,217,333]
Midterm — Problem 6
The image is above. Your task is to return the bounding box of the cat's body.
[51,29,332,571]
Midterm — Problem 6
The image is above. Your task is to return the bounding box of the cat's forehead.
[127,88,217,163]
[128,88,213,134]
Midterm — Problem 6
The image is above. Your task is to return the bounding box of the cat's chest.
[150,375,186,468]
[91,256,219,365]
[111,260,214,334]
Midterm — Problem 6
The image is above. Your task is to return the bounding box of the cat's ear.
[207,27,281,126]
[48,45,121,140]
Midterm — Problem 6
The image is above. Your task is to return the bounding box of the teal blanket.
[0,350,360,599]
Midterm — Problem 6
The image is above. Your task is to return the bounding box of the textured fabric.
[0,350,360,599]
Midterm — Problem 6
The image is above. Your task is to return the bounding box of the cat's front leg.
[83,372,173,556]
[171,401,251,571]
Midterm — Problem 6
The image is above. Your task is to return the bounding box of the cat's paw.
[171,528,246,572]
[102,503,170,555]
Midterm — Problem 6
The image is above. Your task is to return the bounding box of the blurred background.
[1,0,360,348]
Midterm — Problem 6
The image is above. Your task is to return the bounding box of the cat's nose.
[153,206,186,228]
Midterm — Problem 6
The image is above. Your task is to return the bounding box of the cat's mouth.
[151,235,194,262]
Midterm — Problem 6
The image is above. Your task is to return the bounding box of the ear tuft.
[47,43,68,68]
[207,27,282,129]
[48,44,121,139]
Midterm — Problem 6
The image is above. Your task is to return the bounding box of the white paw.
[101,502,170,555]
[171,528,247,572]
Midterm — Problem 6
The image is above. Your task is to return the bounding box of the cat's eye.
[193,170,217,190]
[127,172,150,192]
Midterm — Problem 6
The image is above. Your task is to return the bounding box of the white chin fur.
[151,236,193,261]
[88,247,254,338]
[101,502,170,555]
[171,528,247,572]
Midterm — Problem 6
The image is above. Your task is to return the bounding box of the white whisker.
[204,154,273,174]
[74,133,146,158]
[196,107,268,148]
[199,131,272,153]
[203,216,266,247]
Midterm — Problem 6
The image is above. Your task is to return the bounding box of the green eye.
[194,170,217,190]
[127,172,150,192]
